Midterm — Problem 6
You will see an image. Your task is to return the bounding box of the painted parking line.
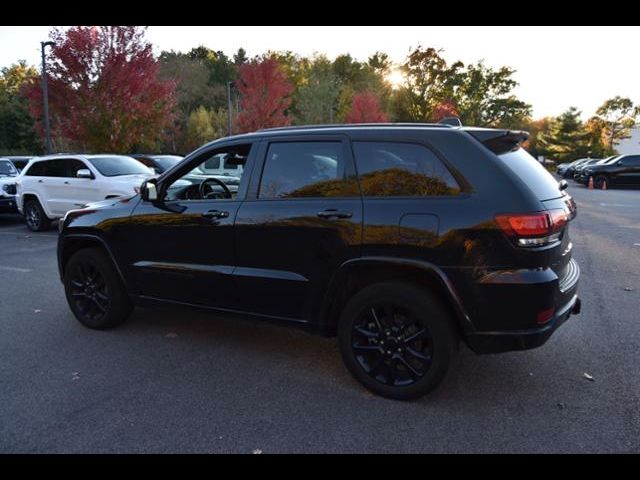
[599,203,636,208]
[0,265,32,273]
[0,231,58,238]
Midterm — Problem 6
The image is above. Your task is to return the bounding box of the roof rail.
[258,123,454,133]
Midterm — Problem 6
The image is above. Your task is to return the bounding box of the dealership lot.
[0,185,639,453]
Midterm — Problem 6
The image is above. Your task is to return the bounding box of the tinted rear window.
[498,148,562,200]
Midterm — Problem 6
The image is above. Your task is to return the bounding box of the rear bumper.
[0,196,17,213]
[465,295,581,354]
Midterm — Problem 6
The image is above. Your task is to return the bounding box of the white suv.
[16,154,154,231]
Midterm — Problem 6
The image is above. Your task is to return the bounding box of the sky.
[1,25,638,119]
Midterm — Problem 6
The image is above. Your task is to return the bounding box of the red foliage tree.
[346,92,388,123]
[24,26,175,152]
[234,58,294,134]
[431,99,459,122]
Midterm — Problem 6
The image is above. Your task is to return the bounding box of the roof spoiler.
[438,117,463,127]
[466,129,530,155]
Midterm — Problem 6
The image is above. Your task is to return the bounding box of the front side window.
[259,142,358,199]
[88,156,153,177]
[65,159,90,178]
[164,145,251,202]
[352,142,461,197]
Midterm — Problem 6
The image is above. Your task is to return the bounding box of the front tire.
[24,199,51,232]
[64,247,133,330]
[338,282,457,400]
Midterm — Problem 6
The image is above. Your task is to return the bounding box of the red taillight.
[496,213,550,238]
[496,209,569,247]
[537,307,556,325]
[549,209,568,232]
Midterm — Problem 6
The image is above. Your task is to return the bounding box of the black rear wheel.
[64,247,132,329]
[338,282,456,400]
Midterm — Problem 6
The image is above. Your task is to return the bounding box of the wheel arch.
[58,234,130,291]
[316,257,474,337]
[21,192,53,218]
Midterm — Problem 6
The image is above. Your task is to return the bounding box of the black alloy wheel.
[351,303,432,387]
[338,282,456,400]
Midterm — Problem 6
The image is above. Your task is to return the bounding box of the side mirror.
[140,179,158,202]
[558,179,568,191]
[77,169,93,179]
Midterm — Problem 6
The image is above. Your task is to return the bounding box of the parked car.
[580,154,640,188]
[573,156,618,185]
[7,156,32,173]
[57,123,581,400]
[16,154,155,231]
[130,154,184,174]
[558,158,590,179]
[0,158,19,213]
[572,158,603,180]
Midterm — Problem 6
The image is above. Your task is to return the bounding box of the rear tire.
[64,247,133,330]
[338,282,457,400]
[24,199,51,232]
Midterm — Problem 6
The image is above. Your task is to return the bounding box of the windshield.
[498,148,563,201]
[150,155,183,172]
[0,160,17,176]
[88,156,153,177]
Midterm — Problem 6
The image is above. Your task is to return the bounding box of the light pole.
[226,81,233,136]
[40,41,55,154]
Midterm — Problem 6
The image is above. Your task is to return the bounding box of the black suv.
[58,124,581,400]
[579,154,640,188]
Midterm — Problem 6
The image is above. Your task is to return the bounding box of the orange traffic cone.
[588,177,594,190]
[602,179,607,190]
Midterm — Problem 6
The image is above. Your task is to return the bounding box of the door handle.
[202,210,229,220]
[64,181,70,185]
[317,209,353,219]
[38,179,44,183]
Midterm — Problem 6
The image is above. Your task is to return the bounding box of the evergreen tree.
[538,108,591,162]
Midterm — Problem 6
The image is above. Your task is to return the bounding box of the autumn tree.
[398,46,463,122]
[431,99,459,122]
[0,61,41,154]
[346,92,389,123]
[294,55,340,125]
[25,26,175,152]
[455,61,531,128]
[234,58,294,133]
[595,96,639,150]
[186,106,227,151]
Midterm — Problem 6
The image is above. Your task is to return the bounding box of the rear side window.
[259,142,358,199]
[24,160,64,177]
[622,156,640,167]
[498,148,562,201]
[352,142,460,197]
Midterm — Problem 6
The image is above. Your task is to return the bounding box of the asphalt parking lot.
[0,184,639,453]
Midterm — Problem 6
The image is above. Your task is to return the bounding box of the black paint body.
[58,125,581,354]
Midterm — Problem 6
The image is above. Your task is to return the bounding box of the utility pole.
[226,81,233,136]
[40,41,55,154]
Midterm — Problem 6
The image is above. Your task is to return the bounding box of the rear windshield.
[498,148,562,201]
